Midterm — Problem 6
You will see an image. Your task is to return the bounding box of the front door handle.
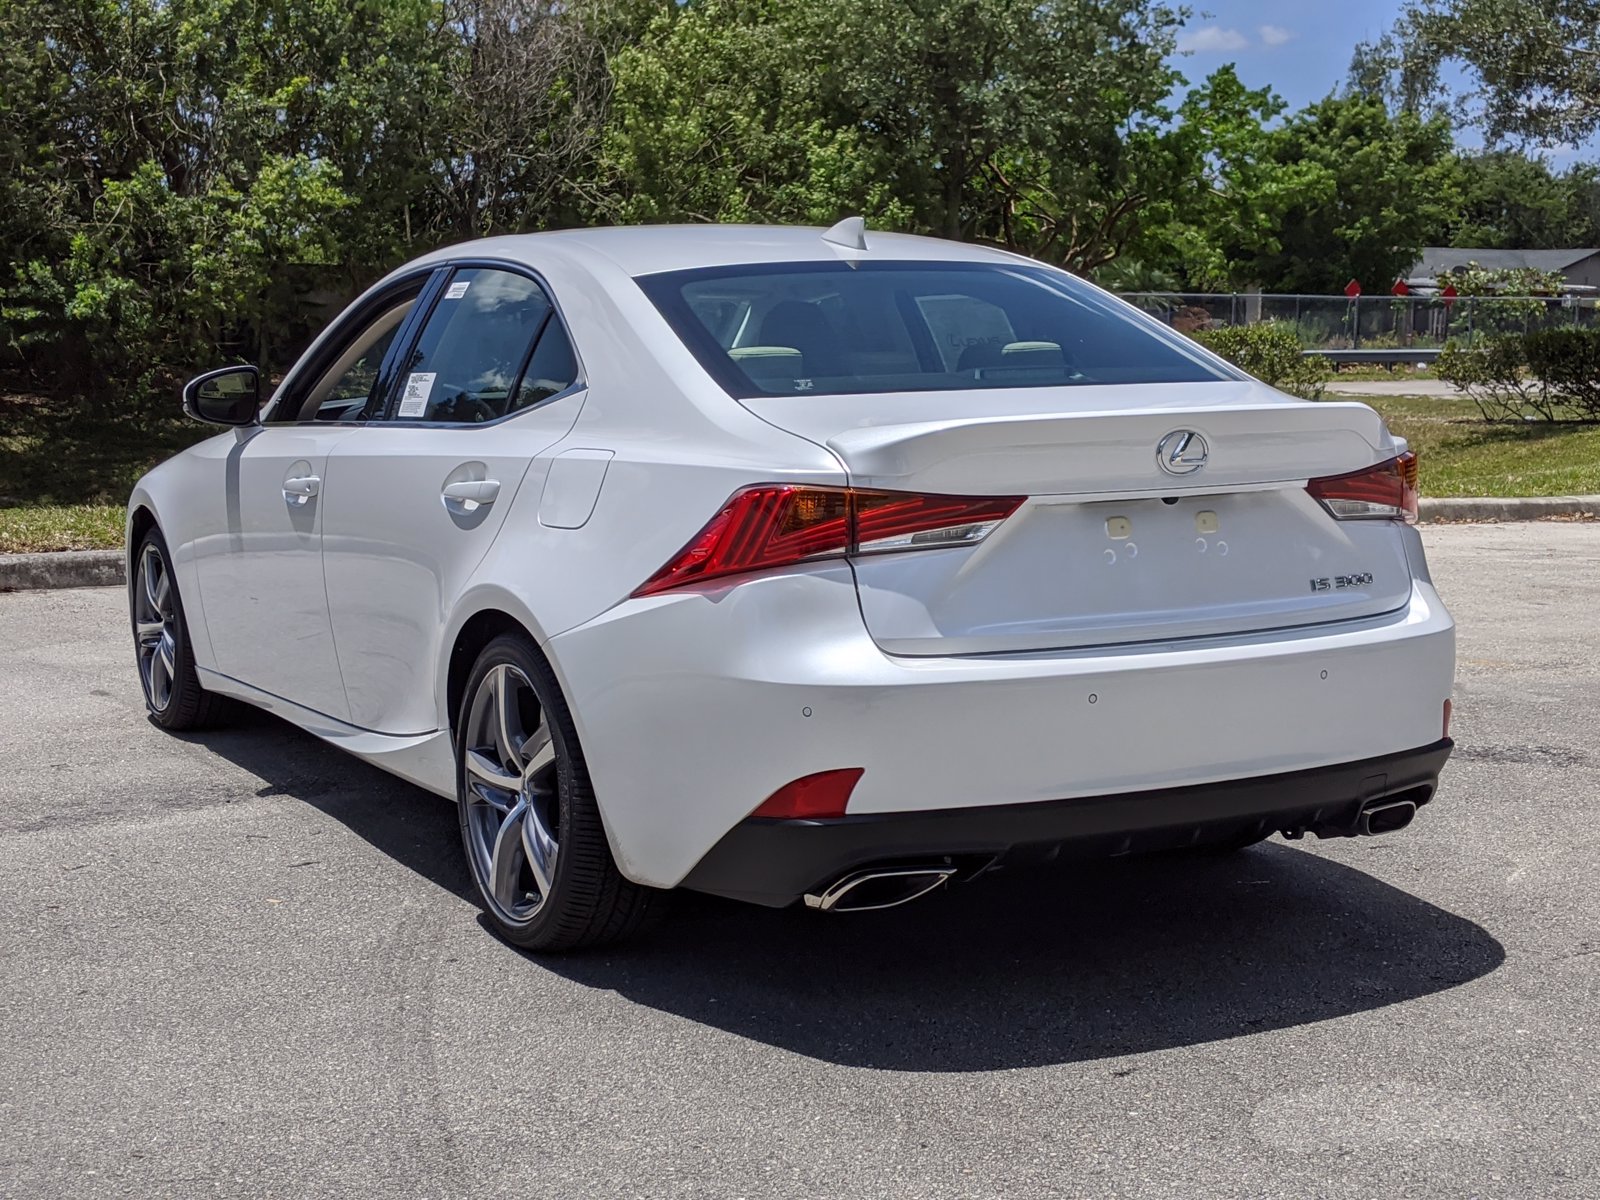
[441,479,501,506]
[283,475,321,504]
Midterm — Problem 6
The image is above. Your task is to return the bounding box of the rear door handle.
[283,475,321,504]
[441,479,501,506]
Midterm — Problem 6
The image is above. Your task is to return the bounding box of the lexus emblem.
[1156,429,1209,475]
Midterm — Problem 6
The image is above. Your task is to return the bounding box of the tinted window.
[277,292,418,423]
[391,268,555,423]
[638,261,1233,398]
[511,318,579,411]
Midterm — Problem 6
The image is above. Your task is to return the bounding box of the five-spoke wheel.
[455,634,653,951]
[129,528,227,730]
[134,541,179,713]
[461,662,563,925]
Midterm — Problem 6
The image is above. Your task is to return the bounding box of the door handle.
[283,475,321,504]
[441,479,501,506]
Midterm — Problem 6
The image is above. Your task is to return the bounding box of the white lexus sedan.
[127,221,1455,950]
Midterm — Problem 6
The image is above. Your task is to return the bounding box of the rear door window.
[386,267,577,423]
[637,261,1234,399]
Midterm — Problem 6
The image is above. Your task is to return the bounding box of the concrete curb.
[1419,496,1600,523]
[0,550,125,592]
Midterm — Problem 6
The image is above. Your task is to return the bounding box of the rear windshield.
[636,260,1233,398]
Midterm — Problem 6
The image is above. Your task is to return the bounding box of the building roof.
[1414,247,1600,277]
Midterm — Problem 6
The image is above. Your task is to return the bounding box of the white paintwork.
[190,425,355,720]
[129,223,1456,896]
[550,568,1454,887]
[320,395,583,733]
[538,449,615,529]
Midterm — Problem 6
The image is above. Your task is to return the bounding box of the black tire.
[130,527,230,731]
[455,632,654,952]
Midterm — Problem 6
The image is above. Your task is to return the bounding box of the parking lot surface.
[2,523,1598,1199]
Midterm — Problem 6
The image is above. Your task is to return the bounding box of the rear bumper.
[682,738,1454,906]
[548,567,1454,891]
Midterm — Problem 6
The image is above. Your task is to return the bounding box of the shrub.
[1437,330,1600,423]
[1192,321,1331,400]
[1524,329,1600,420]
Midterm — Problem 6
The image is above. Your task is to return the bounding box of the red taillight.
[633,485,1024,596]
[750,767,865,820]
[1307,452,1419,524]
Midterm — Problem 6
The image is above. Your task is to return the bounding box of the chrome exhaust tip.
[1357,797,1418,836]
[803,865,957,913]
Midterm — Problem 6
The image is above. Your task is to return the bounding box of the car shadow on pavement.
[546,850,1504,1071]
[181,706,477,905]
[192,708,1505,1073]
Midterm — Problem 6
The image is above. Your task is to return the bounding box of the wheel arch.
[446,609,536,739]
[126,501,159,569]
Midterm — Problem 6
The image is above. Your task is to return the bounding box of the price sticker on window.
[444,280,470,300]
[398,372,436,418]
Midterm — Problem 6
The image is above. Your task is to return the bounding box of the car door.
[191,279,426,719]
[320,263,587,735]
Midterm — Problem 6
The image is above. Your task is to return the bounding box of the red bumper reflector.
[1443,698,1453,739]
[751,768,865,820]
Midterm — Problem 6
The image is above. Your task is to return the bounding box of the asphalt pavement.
[2,524,1598,1199]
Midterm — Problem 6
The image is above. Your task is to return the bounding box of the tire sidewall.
[454,633,581,943]
[130,528,188,724]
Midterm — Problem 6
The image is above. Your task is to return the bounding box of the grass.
[0,503,127,554]
[2,383,1596,554]
[1348,393,1600,499]
[1,387,208,554]
[1325,364,1438,383]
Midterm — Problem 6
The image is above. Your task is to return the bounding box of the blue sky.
[1170,1,1400,111]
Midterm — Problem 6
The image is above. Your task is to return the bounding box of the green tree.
[1446,152,1600,248]
[599,0,905,226]
[1387,0,1600,145]
[1221,97,1460,293]
[815,0,1191,270]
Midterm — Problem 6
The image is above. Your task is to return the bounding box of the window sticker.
[398,372,436,418]
[444,280,471,300]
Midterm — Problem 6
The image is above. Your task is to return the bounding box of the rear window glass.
[636,261,1233,398]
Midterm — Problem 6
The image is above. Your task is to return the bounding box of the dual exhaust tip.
[804,795,1423,914]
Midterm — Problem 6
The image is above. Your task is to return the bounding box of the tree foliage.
[0,0,1590,421]
[1382,0,1600,146]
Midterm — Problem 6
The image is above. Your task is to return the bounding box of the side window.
[509,317,579,413]
[389,268,560,423]
[287,293,418,423]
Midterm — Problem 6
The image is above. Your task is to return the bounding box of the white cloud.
[1258,24,1296,47]
[1177,26,1251,53]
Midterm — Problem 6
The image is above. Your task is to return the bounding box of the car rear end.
[548,247,1454,907]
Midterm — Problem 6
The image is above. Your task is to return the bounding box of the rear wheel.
[130,528,229,731]
[455,633,653,952]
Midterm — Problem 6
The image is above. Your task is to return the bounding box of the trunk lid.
[740,381,1416,655]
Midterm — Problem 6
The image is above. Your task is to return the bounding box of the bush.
[1192,322,1331,400]
[1525,329,1600,420]
[1437,330,1600,423]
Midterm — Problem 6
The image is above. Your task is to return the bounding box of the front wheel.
[130,528,229,731]
[455,633,654,952]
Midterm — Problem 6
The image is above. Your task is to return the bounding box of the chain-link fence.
[1117,293,1600,350]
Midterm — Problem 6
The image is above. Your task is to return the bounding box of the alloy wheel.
[461,663,561,926]
[134,543,179,712]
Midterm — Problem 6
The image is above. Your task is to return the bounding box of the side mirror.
[182,365,260,426]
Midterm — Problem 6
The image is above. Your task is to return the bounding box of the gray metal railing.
[1116,292,1599,350]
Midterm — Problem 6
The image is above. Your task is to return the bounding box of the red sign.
[1441,284,1458,308]
[1391,279,1410,296]
[1344,280,1362,298]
